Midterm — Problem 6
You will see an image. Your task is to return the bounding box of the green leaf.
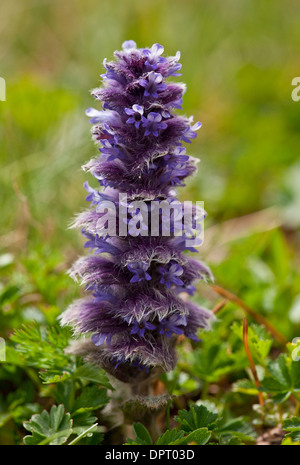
[72,386,109,413]
[39,369,72,384]
[73,364,113,390]
[282,417,300,443]
[155,429,185,445]
[54,380,75,412]
[71,412,98,434]
[260,354,292,400]
[171,427,211,445]
[0,412,12,428]
[267,354,291,388]
[0,285,19,304]
[232,379,259,396]
[215,417,256,443]
[231,322,272,365]
[132,422,153,445]
[23,405,72,445]
[291,359,300,390]
[174,404,219,433]
[259,353,300,402]
[68,424,99,445]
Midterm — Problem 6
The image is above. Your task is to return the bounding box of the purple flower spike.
[125,104,144,128]
[142,112,168,137]
[139,72,168,98]
[127,261,152,283]
[60,41,214,381]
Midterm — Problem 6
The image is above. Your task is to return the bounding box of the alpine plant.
[60,41,214,384]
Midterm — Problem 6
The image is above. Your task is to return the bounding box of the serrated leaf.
[155,429,185,445]
[231,322,272,365]
[216,417,256,443]
[282,417,300,442]
[232,379,258,396]
[23,404,72,445]
[171,428,211,445]
[39,369,71,384]
[132,422,153,445]
[72,386,109,413]
[272,391,292,403]
[73,364,113,390]
[68,424,100,445]
[260,354,291,398]
[71,412,98,433]
[174,404,219,433]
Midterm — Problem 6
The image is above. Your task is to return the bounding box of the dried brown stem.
[211,284,287,345]
[243,318,264,408]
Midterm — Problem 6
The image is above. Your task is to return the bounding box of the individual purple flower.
[185,331,201,342]
[122,40,137,51]
[85,108,122,127]
[99,139,125,161]
[113,355,126,369]
[143,43,167,70]
[139,72,168,98]
[141,112,167,137]
[93,235,120,255]
[125,104,144,128]
[132,360,150,374]
[180,284,196,296]
[127,261,152,283]
[165,51,182,77]
[130,319,156,338]
[91,333,112,346]
[181,120,202,143]
[93,290,117,304]
[127,210,148,236]
[83,181,109,205]
[158,262,184,288]
[161,164,188,186]
[159,314,187,338]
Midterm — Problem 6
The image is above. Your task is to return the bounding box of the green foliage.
[126,422,211,446]
[132,423,153,445]
[260,354,300,403]
[10,322,71,370]
[126,404,256,445]
[23,405,73,445]
[0,305,111,444]
[231,322,272,366]
[174,404,219,432]
[155,429,185,445]
[23,404,103,445]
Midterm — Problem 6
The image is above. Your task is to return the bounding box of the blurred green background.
[1,0,300,338]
